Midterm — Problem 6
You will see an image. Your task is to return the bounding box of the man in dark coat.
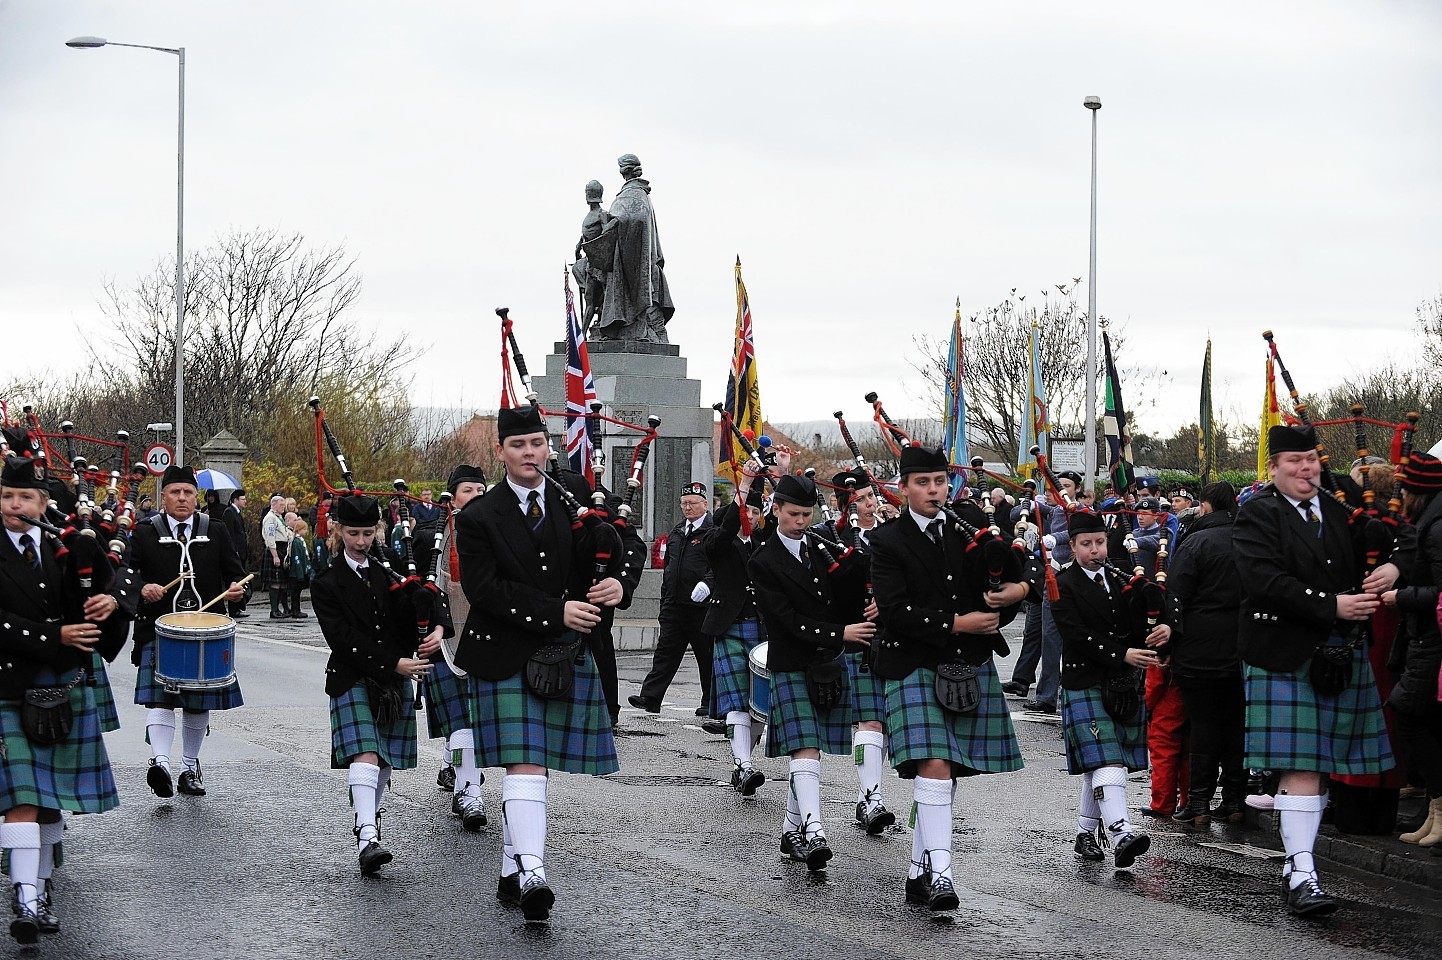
[1233,424,1408,917]
[452,405,621,922]
[221,489,250,618]
[629,481,714,715]
[129,463,247,799]
[1168,481,1246,824]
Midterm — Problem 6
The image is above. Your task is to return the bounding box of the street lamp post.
[66,36,187,465]
[1083,95,1102,490]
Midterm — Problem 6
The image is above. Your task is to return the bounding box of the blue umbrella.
[194,468,240,490]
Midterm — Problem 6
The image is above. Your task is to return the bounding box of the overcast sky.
[3,1,1439,439]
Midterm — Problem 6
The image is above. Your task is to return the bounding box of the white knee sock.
[783,769,803,832]
[348,762,381,850]
[502,773,548,883]
[1,822,41,911]
[727,711,754,769]
[180,710,209,772]
[913,775,955,882]
[1077,771,1101,834]
[1275,792,1327,887]
[376,765,392,806]
[854,730,886,806]
[909,799,928,879]
[788,758,824,840]
[1091,765,1132,840]
[146,707,176,768]
[37,822,63,882]
[449,729,482,802]
[501,810,518,878]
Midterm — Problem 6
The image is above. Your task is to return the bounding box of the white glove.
[690,582,711,603]
[1042,534,1057,551]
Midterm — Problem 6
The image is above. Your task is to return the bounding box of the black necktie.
[799,539,812,570]
[1093,572,1109,595]
[18,533,37,570]
[176,522,188,544]
[927,518,944,546]
[1300,499,1321,538]
[356,564,369,581]
[527,490,544,530]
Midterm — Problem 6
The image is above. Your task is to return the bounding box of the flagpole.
[1083,95,1102,491]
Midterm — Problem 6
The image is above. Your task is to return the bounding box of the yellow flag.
[1259,358,1283,481]
[723,257,762,484]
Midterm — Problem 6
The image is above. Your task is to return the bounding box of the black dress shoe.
[1140,807,1172,819]
[731,765,765,796]
[1210,798,1245,823]
[177,768,207,796]
[1113,832,1151,869]
[1172,802,1210,824]
[1001,680,1030,697]
[1286,876,1340,917]
[780,830,808,862]
[1022,699,1056,714]
[8,886,38,945]
[695,705,709,716]
[358,840,392,876]
[1074,831,1106,861]
[856,801,897,835]
[905,873,932,905]
[232,611,250,619]
[146,759,174,798]
[292,610,308,619]
[497,873,521,903]
[460,802,488,832]
[437,765,456,792]
[802,834,833,872]
[518,877,555,921]
[701,719,728,736]
[927,876,960,912]
[627,695,661,714]
[35,881,58,935]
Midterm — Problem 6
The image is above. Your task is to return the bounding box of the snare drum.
[747,641,772,723]
[154,612,237,692]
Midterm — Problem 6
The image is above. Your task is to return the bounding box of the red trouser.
[1146,667,1189,814]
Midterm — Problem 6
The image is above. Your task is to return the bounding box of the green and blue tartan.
[134,642,244,712]
[845,652,886,724]
[712,617,766,717]
[89,652,119,734]
[468,649,618,775]
[1243,644,1394,775]
[884,660,1022,778]
[1061,685,1148,774]
[420,658,470,741]
[764,668,854,758]
[0,670,118,815]
[330,681,418,770]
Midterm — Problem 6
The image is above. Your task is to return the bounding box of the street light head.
[1084,96,1102,110]
[65,36,109,48]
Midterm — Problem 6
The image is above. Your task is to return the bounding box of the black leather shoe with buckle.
[146,760,174,798]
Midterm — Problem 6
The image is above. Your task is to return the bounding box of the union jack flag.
[722,257,763,483]
[564,275,598,486]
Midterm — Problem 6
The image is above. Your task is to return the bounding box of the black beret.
[772,473,817,507]
[831,470,868,506]
[331,493,381,527]
[680,481,708,500]
[1,455,49,491]
[160,463,198,490]
[1268,424,1318,455]
[447,464,487,494]
[497,405,546,441]
[1067,510,1106,537]
[1057,470,1084,487]
[899,445,948,477]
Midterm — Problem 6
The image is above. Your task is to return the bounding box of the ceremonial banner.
[1199,338,1215,486]
[1258,357,1284,480]
[563,275,598,486]
[1103,331,1135,494]
[722,257,763,484]
[1017,320,1049,472]
[943,301,969,498]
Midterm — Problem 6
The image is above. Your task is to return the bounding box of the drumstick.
[157,574,186,593]
[196,573,255,613]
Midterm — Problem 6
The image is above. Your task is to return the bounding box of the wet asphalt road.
[36,616,1442,960]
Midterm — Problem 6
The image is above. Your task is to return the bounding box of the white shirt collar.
[165,513,194,534]
[506,476,544,513]
[345,553,369,575]
[779,532,805,561]
[6,525,39,552]
[908,508,940,537]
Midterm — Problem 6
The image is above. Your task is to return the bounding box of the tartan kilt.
[468,649,618,775]
[764,669,854,758]
[89,652,119,734]
[330,682,418,770]
[1243,645,1394,775]
[256,550,289,589]
[420,658,470,741]
[846,652,887,724]
[713,617,766,717]
[0,670,119,815]
[134,642,244,712]
[884,660,1023,778]
[1061,685,1148,774]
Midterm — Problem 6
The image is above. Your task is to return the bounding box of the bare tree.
[911,282,1165,471]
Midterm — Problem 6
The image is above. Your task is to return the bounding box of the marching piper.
[0,455,127,942]
[311,491,450,875]
[748,472,875,872]
[1233,424,1404,916]
[129,464,247,798]
[453,405,621,922]
[868,445,1028,911]
[1051,509,1170,870]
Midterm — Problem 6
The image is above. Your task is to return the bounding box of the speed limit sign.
[144,443,174,475]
